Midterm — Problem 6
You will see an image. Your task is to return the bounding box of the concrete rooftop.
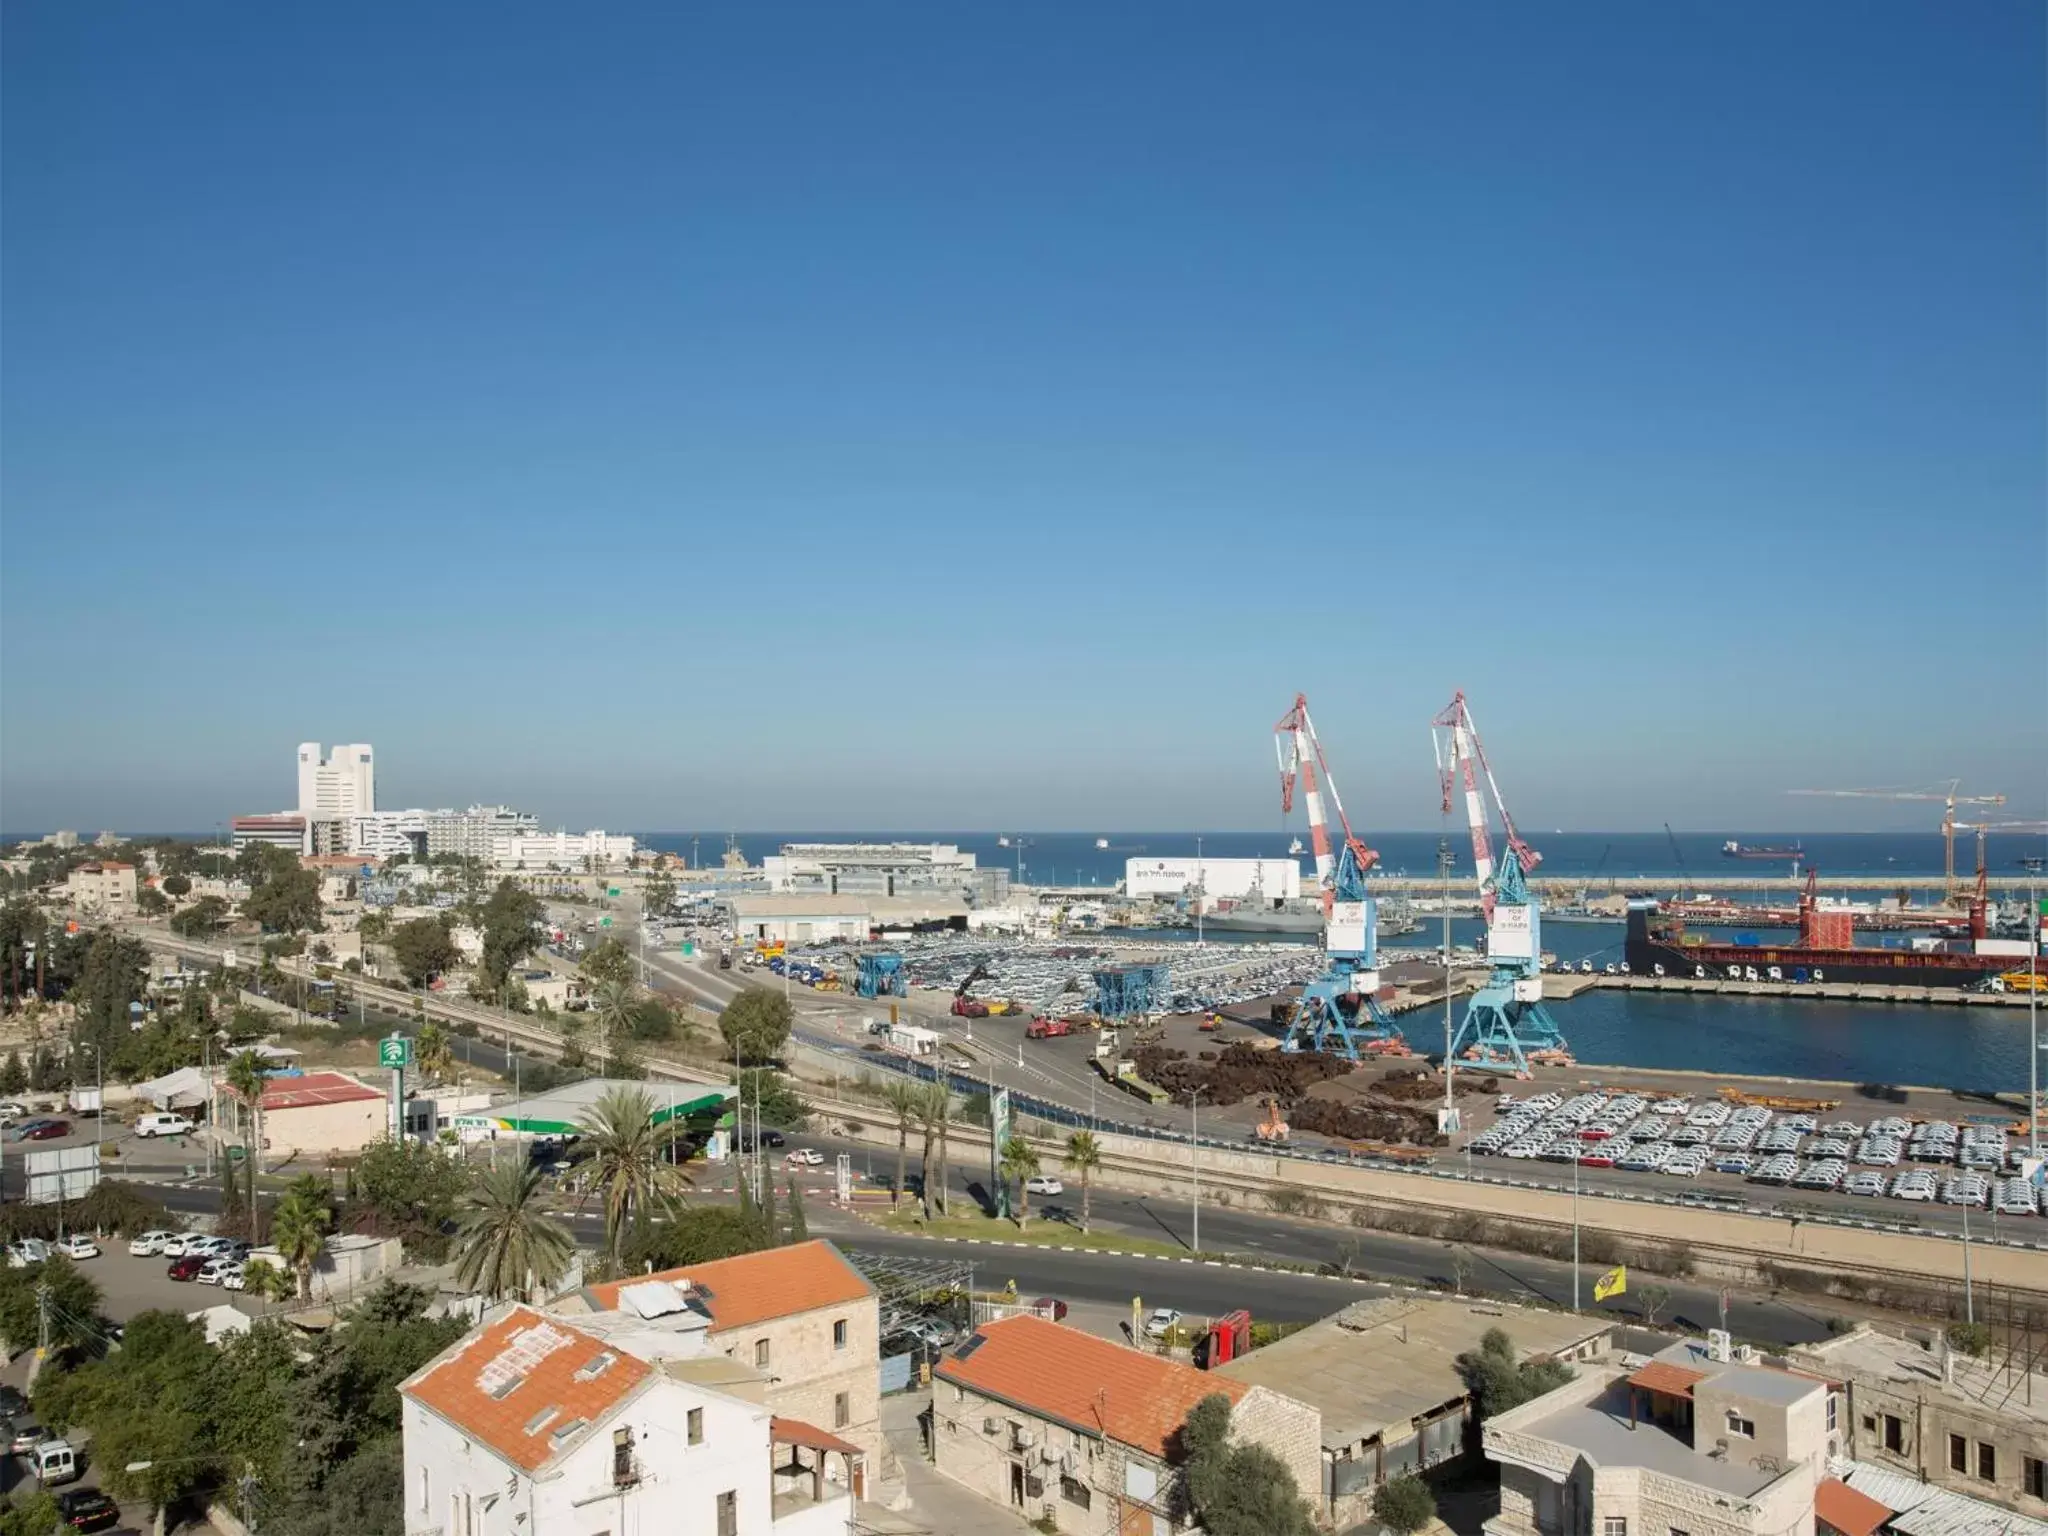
[1213,1297,1609,1452]
[1525,1380,1784,1500]
[1791,1328,2048,1430]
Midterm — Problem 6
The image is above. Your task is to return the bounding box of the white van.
[135,1113,194,1138]
[31,1439,77,1484]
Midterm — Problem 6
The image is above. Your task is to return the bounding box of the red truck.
[1025,1017,1074,1040]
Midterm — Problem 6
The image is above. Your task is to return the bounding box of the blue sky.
[4,3,2042,834]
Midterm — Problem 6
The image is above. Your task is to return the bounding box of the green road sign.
[607,886,620,897]
[682,940,695,956]
[378,1036,413,1070]
[600,916,613,928]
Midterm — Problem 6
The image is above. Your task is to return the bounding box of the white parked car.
[1143,1307,1183,1338]
[222,1265,252,1291]
[128,1230,179,1257]
[134,1113,195,1138]
[784,1148,824,1166]
[1024,1175,1063,1196]
[0,1102,27,1124]
[5,1239,51,1268]
[196,1258,241,1287]
[54,1235,99,1261]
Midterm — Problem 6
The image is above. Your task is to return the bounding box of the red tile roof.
[403,1307,652,1473]
[772,1416,861,1456]
[232,1071,383,1112]
[935,1315,1248,1458]
[1627,1361,1709,1398]
[582,1239,872,1332]
[1816,1477,1894,1536]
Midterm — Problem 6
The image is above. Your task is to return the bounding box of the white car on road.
[784,1148,825,1166]
[54,1235,98,1260]
[1143,1307,1183,1338]
[1024,1175,1063,1196]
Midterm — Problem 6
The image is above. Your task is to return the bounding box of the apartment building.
[1484,1330,1837,1536]
[1788,1325,2048,1520]
[297,742,375,818]
[932,1313,1320,1536]
[557,1239,883,1476]
[66,860,137,912]
[401,1299,857,1536]
[494,829,637,870]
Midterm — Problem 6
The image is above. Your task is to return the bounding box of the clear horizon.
[4,4,2042,831]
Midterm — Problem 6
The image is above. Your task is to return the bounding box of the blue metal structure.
[1446,849,1568,1076]
[1092,963,1169,1022]
[855,952,908,999]
[1280,840,1403,1058]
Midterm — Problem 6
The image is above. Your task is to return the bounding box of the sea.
[642,830,2044,1096]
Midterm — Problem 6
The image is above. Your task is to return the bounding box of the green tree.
[760,1162,777,1247]
[583,1086,695,1264]
[391,917,458,988]
[415,1021,454,1084]
[67,930,152,1058]
[1176,1392,1315,1536]
[239,1257,291,1303]
[0,1051,23,1096]
[785,1176,808,1243]
[736,1066,811,1129]
[0,1254,104,1358]
[916,1082,947,1220]
[477,879,544,997]
[171,895,230,938]
[137,885,171,916]
[1374,1474,1438,1535]
[1000,1137,1041,1227]
[1637,1284,1671,1328]
[236,841,299,885]
[1063,1129,1103,1232]
[593,978,637,1073]
[717,986,792,1063]
[579,937,636,990]
[225,1050,269,1230]
[161,872,193,898]
[624,1206,771,1271]
[453,1161,575,1303]
[348,1136,468,1259]
[1455,1328,1576,1421]
[882,1080,921,1209]
[243,866,323,934]
[0,1493,59,1536]
[272,1189,331,1301]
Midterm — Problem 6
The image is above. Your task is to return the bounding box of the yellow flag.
[1594,1265,1627,1302]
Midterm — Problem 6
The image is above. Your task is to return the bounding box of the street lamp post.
[1189,1087,1205,1254]
[1440,838,1455,1127]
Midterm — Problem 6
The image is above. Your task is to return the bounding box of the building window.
[1061,1475,1092,1509]
[612,1428,636,1486]
[2023,1457,2045,1500]
[1670,1529,1690,1536]
[716,1490,737,1536]
[834,1318,848,1349]
[755,1338,771,1369]
[1827,1396,1838,1432]
[1977,1444,1996,1482]
[1604,1519,1628,1536]
[1950,1435,1968,1473]
[688,1408,704,1447]
[1724,1413,1755,1439]
[1884,1415,1905,1454]
[835,1393,851,1428]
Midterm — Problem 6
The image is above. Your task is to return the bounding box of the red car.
[167,1254,207,1281]
[26,1119,70,1140]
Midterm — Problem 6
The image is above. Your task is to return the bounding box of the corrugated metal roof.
[1832,1459,2048,1536]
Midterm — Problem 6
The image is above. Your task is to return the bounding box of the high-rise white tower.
[297,743,376,818]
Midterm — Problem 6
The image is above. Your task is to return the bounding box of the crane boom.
[1276,693,1379,908]
[1788,781,2007,901]
[1431,692,1539,925]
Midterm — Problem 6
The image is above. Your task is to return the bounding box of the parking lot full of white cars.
[1469,1091,2042,1216]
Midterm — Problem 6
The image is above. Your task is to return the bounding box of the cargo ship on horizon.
[1626,870,2031,988]
[1722,840,1805,861]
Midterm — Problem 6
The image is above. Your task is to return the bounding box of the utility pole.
[1571,1139,1581,1312]
[1195,836,1204,948]
[1962,1195,1974,1324]
[1440,838,1455,1129]
[1189,1086,1204,1254]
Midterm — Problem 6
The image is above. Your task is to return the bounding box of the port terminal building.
[762,842,1008,905]
[1125,856,1303,903]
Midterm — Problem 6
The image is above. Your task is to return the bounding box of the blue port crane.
[1432,691,1570,1077]
[1274,693,1402,1059]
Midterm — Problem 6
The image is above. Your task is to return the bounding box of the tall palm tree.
[593,979,637,1074]
[224,1050,268,1235]
[582,1085,694,1263]
[931,1084,954,1217]
[1063,1130,1103,1232]
[415,1021,454,1084]
[454,1161,575,1302]
[999,1137,1041,1227]
[881,1080,922,1210]
[269,1189,330,1301]
[914,1082,948,1221]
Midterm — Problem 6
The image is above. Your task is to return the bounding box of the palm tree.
[1063,1130,1103,1232]
[881,1080,922,1210]
[999,1137,1041,1227]
[454,1161,575,1302]
[415,1021,454,1084]
[931,1084,954,1217]
[270,1189,330,1301]
[582,1085,694,1263]
[224,1050,268,1235]
[593,979,637,1074]
[915,1083,947,1221]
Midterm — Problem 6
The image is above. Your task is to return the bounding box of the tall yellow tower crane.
[1787,780,2007,902]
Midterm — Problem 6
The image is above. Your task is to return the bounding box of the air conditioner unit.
[1040,1445,1060,1465]
[1060,1448,1079,1474]
[1707,1328,1732,1363]
[1734,1345,1759,1364]
[983,1418,1001,1435]
[1014,1428,1040,1449]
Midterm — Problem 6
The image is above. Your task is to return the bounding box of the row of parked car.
[1474,1092,2041,1213]
[129,1229,258,1286]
